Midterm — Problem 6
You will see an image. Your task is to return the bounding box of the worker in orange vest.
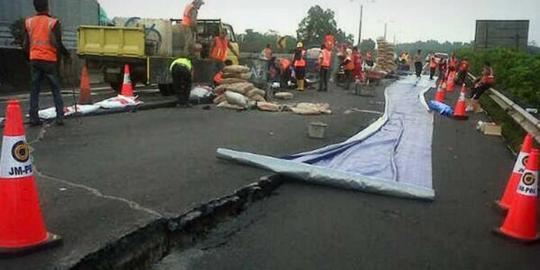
[24,0,70,126]
[467,62,495,112]
[213,59,233,86]
[341,48,355,90]
[448,53,458,72]
[279,58,292,88]
[456,58,470,85]
[318,44,332,92]
[293,42,307,91]
[182,0,204,56]
[324,33,336,51]
[210,30,238,75]
[260,44,273,82]
[429,52,437,80]
[352,47,363,82]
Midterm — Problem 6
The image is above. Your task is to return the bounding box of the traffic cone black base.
[0,233,62,258]
[492,228,540,244]
[453,115,469,121]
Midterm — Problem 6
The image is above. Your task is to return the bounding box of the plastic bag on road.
[428,100,453,117]
[38,104,100,120]
[95,95,143,110]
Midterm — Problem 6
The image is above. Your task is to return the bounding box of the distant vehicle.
[77,18,240,96]
[434,52,449,63]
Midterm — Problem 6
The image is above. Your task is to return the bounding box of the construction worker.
[456,57,470,85]
[170,57,193,108]
[182,0,204,56]
[279,58,292,88]
[429,52,437,80]
[292,42,307,91]
[414,50,423,78]
[341,48,355,90]
[210,30,238,75]
[352,47,363,82]
[213,59,233,86]
[260,44,273,82]
[448,53,458,73]
[318,44,332,91]
[24,0,70,126]
[467,62,495,112]
[438,57,448,84]
[324,33,335,51]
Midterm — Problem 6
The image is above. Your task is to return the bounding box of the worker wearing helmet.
[292,41,307,91]
[182,0,204,56]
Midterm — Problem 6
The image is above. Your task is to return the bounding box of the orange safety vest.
[345,57,355,71]
[182,3,194,26]
[430,56,437,68]
[459,60,469,72]
[449,57,458,68]
[280,58,291,71]
[320,49,332,68]
[25,15,59,62]
[293,49,306,68]
[211,36,229,61]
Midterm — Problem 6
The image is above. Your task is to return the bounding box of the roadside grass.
[480,95,526,153]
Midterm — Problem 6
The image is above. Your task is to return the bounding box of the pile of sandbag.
[376,38,397,73]
[213,65,267,110]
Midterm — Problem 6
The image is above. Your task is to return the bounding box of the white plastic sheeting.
[217,76,436,200]
[95,95,143,109]
[38,104,100,120]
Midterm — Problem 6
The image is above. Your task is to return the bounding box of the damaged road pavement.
[0,82,387,270]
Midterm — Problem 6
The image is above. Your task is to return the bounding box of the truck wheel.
[158,84,174,96]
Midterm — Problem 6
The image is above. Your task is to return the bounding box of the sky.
[98,0,540,44]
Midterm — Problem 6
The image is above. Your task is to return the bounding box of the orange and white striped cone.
[453,86,468,120]
[0,100,62,257]
[434,84,446,102]
[496,134,534,210]
[120,64,134,97]
[78,65,92,105]
[494,149,540,242]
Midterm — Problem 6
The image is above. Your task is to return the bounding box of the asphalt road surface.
[152,83,540,270]
[0,81,386,270]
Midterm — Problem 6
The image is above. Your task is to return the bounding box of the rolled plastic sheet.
[217,76,436,201]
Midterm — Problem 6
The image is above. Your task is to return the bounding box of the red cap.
[526,149,539,171]
[3,100,26,136]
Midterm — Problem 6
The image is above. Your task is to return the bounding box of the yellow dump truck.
[77,18,240,96]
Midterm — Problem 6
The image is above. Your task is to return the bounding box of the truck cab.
[77,18,240,96]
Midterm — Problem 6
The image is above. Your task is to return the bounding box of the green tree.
[360,39,376,52]
[238,29,297,53]
[296,5,354,47]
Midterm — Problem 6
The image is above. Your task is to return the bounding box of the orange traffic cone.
[434,84,446,102]
[494,148,540,242]
[0,100,62,257]
[496,134,534,210]
[120,64,134,97]
[78,65,92,105]
[453,85,468,120]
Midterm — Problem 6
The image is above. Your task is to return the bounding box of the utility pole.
[358,4,363,47]
[384,22,388,40]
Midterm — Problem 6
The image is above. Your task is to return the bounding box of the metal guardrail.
[468,73,540,142]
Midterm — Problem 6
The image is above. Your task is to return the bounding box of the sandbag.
[223,65,250,74]
[257,102,281,112]
[221,78,247,85]
[225,91,248,108]
[222,72,252,81]
[291,103,332,115]
[249,95,266,102]
[246,88,265,98]
[217,101,245,110]
[216,82,255,95]
[213,95,226,104]
[275,92,294,100]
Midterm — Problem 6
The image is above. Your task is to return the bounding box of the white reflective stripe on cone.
[513,152,529,174]
[517,169,538,197]
[0,136,33,178]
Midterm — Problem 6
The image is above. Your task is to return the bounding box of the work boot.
[297,80,305,91]
[55,118,64,126]
[29,119,43,127]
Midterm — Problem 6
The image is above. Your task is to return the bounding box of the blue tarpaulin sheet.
[217,76,436,200]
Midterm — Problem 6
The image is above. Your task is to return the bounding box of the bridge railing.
[468,73,540,143]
